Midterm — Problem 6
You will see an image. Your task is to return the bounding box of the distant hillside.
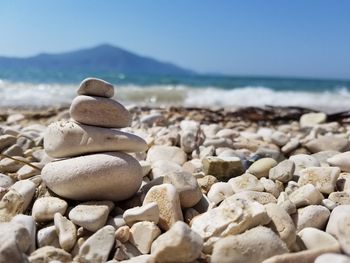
[0,44,195,81]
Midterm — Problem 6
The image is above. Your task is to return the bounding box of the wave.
[0,80,350,112]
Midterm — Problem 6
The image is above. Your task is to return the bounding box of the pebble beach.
[2,78,350,263]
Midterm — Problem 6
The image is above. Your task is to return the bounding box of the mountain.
[0,44,195,81]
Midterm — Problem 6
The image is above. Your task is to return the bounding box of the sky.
[0,0,349,79]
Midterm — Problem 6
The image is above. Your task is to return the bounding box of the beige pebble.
[29,246,72,263]
[315,253,350,263]
[289,184,324,208]
[151,221,203,263]
[328,151,350,172]
[77,77,114,98]
[298,227,340,250]
[10,179,36,211]
[32,197,68,222]
[211,226,288,263]
[37,225,60,248]
[293,205,330,231]
[143,184,183,230]
[77,225,115,263]
[260,177,284,198]
[54,213,77,252]
[123,202,159,226]
[130,221,161,254]
[202,156,244,181]
[289,154,320,176]
[0,189,24,222]
[329,191,350,205]
[277,192,297,214]
[115,225,130,243]
[228,173,264,193]
[298,167,340,194]
[207,182,234,205]
[69,201,113,232]
[269,159,295,183]
[146,145,187,165]
[248,158,277,178]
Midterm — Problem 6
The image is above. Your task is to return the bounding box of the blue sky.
[0,0,349,79]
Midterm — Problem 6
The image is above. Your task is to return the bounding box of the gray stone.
[77,77,114,98]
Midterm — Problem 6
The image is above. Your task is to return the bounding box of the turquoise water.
[0,73,350,111]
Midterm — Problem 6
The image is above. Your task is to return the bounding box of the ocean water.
[0,74,350,113]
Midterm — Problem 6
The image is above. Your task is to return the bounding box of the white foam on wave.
[0,80,349,112]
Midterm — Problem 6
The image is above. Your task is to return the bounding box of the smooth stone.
[68,201,113,232]
[54,213,77,252]
[326,205,350,238]
[32,197,68,222]
[298,167,340,194]
[329,191,350,205]
[271,131,289,146]
[77,225,115,263]
[77,77,114,98]
[289,154,320,175]
[180,120,203,153]
[162,170,202,208]
[37,225,60,248]
[151,221,203,263]
[11,214,36,253]
[228,173,265,193]
[119,255,155,263]
[115,226,130,245]
[130,221,161,254]
[269,160,295,183]
[211,226,288,263]
[123,202,159,226]
[191,198,270,251]
[0,222,31,263]
[202,156,244,181]
[260,177,283,198]
[139,160,151,177]
[265,203,296,249]
[0,134,17,151]
[315,253,350,263]
[70,95,131,128]
[300,112,327,127]
[10,180,36,211]
[0,189,24,222]
[292,205,330,231]
[150,160,183,179]
[143,184,183,231]
[44,120,147,158]
[289,184,324,208]
[207,182,234,205]
[298,227,340,250]
[146,145,187,165]
[248,158,278,178]
[42,152,142,201]
[328,151,350,172]
[29,246,72,262]
[0,173,14,188]
[306,136,349,153]
[140,112,166,127]
[17,163,42,180]
[0,157,26,173]
[322,198,337,210]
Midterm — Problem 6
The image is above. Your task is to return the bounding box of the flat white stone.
[54,213,77,252]
[123,202,159,226]
[42,152,142,201]
[130,221,161,254]
[69,201,114,232]
[32,197,68,222]
[44,120,147,158]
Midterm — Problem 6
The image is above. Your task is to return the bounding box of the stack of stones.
[42,78,148,201]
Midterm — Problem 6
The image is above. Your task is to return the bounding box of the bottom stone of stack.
[42,152,142,201]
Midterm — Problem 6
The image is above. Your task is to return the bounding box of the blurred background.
[0,0,349,111]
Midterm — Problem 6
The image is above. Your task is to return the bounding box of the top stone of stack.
[77,78,114,98]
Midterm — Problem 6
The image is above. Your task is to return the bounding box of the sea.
[1,73,350,113]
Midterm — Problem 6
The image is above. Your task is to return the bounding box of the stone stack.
[42,78,148,201]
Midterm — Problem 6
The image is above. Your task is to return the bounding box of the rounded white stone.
[77,78,114,98]
[70,95,131,128]
[42,152,142,201]
[44,120,148,158]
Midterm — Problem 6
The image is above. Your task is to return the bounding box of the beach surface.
[1,100,350,262]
